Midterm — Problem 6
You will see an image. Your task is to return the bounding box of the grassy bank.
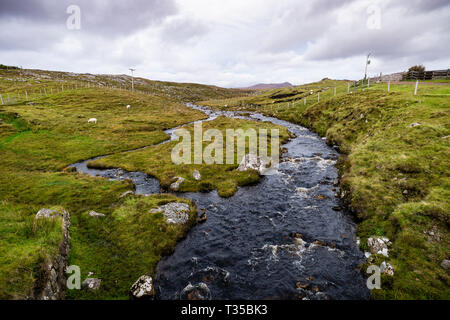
[199,81,450,299]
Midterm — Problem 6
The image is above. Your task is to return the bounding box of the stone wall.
[32,209,70,300]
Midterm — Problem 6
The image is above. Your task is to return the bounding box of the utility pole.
[129,68,136,92]
[364,53,372,81]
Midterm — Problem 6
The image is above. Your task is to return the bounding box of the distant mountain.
[243,82,293,90]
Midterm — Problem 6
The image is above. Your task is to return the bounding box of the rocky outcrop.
[170,177,185,192]
[150,202,190,224]
[367,236,391,257]
[179,283,211,300]
[380,261,394,276]
[130,275,155,300]
[32,208,70,300]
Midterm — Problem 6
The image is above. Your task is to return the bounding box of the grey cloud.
[0,0,178,35]
[159,17,209,44]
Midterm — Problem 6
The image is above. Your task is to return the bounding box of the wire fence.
[0,81,153,106]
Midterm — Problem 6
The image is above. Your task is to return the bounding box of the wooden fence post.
[414,80,419,95]
[334,87,336,96]
[348,83,350,93]
[388,81,390,93]
[318,92,320,102]
[25,90,28,100]
[0,94,3,105]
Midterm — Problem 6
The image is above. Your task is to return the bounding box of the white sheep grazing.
[126,105,131,110]
[88,118,98,124]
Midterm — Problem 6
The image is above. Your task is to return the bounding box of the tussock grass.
[88,116,292,198]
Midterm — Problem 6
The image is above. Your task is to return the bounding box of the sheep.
[88,118,97,124]
[126,105,131,110]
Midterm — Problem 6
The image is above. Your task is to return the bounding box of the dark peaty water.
[70,104,370,300]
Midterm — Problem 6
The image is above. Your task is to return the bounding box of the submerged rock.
[82,278,101,291]
[150,202,190,224]
[179,283,211,300]
[130,275,155,300]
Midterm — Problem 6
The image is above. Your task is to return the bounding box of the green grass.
[200,80,450,299]
[67,194,197,300]
[88,116,292,198]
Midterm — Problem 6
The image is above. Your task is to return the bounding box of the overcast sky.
[0,0,449,87]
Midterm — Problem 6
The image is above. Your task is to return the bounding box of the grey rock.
[170,177,185,191]
[380,261,395,276]
[130,275,155,300]
[150,202,190,224]
[35,208,60,219]
[237,154,271,175]
[88,211,105,218]
[441,259,450,270]
[82,278,101,291]
[367,236,391,257]
[409,123,421,128]
[193,170,202,181]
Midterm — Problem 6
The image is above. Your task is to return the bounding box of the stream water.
[70,104,369,300]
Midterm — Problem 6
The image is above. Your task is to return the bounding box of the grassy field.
[0,67,286,299]
[199,81,450,299]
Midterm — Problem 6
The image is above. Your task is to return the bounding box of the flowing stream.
[70,104,369,300]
